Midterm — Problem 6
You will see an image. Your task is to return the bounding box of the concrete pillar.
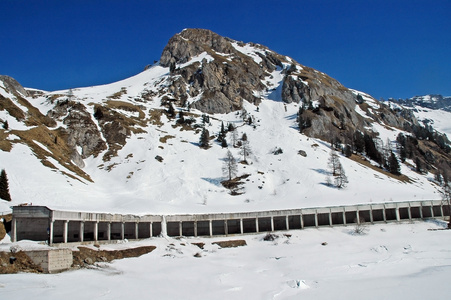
[79,222,84,242]
[240,219,243,234]
[383,205,387,223]
[328,209,333,226]
[150,222,153,237]
[342,209,346,225]
[94,222,98,241]
[209,220,213,237]
[224,220,228,235]
[395,207,400,222]
[121,222,125,240]
[314,210,318,228]
[300,214,304,229]
[107,222,111,241]
[63,220,69,243]
[408,203,412,221]
[419,204,423,219]
[369,205,374,224]
[179,221,183,237]
[286,215,290,230]
[356,209,360,225]
[49,221,54,245]
[135,222,139,239]
[11,217,16,242]
[430,202,434,218]
[270,216,274,232]
[256,217,259,233]
[440,203,444,218]
[194,221,198,237]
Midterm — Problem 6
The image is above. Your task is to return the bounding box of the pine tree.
[3,120,8,130]
[222,150,238,181]
[388,151,401,175]
[199,128,210,149]
[353,131,365,154]
[0,169,12,201]
[221,138,228,148]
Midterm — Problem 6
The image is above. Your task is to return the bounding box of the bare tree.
[223,150,238,181]
[328,150,341,176]
[240,137,252,163]
[328,150,348,189]
[230,130,238,148]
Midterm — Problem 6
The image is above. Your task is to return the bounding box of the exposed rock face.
[160,29,285,114]
[160,29,236,67]
[0,75,29,97]
[48,100,107,158]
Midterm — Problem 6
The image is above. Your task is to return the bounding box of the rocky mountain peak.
[160,28,235,67]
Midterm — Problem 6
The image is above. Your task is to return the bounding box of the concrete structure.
[25,249,72,273]
[11,200,449,244]
[11,206,162,244]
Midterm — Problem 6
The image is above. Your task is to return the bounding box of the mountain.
[0,29,450,214]
[388,95,451,140]
[392,95,451,112]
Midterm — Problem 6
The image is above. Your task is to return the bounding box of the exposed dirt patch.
[159,135,175,143]
[0,251,43,274]
[221,174,250,195]
[72,245,156,268]
[212,240,247,248]
[192,242,205,249]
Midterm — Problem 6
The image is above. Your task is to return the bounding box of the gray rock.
[0,75,29,97]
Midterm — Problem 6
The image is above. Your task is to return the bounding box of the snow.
[0,79,443,215]
[1,220,450,299]
[1,50,451,299]
[231,42,266,64]
[411,105,451,139]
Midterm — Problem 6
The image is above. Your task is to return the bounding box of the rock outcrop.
[0,75,29,97]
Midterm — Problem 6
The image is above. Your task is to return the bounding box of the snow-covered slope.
[0,29,448,214]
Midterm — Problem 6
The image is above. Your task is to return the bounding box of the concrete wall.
[12,200,449,244]
[26,249,72,273]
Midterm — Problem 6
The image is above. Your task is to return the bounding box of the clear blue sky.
[1,0,450,100]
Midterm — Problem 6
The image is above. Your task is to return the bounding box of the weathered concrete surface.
[26,249,72,273]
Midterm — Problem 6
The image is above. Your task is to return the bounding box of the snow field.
[1,220,450,299]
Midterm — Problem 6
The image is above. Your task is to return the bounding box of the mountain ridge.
[0,28,449,214]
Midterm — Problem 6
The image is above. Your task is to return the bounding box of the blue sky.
[1,0,450,100]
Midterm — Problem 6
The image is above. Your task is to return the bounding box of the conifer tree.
[0,169,12,201]
[388,151,401,175]
[199,128,210,149]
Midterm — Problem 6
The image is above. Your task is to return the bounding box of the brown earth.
[0,251,43,274]
[72,245,156,268]
[212,239,247,248]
